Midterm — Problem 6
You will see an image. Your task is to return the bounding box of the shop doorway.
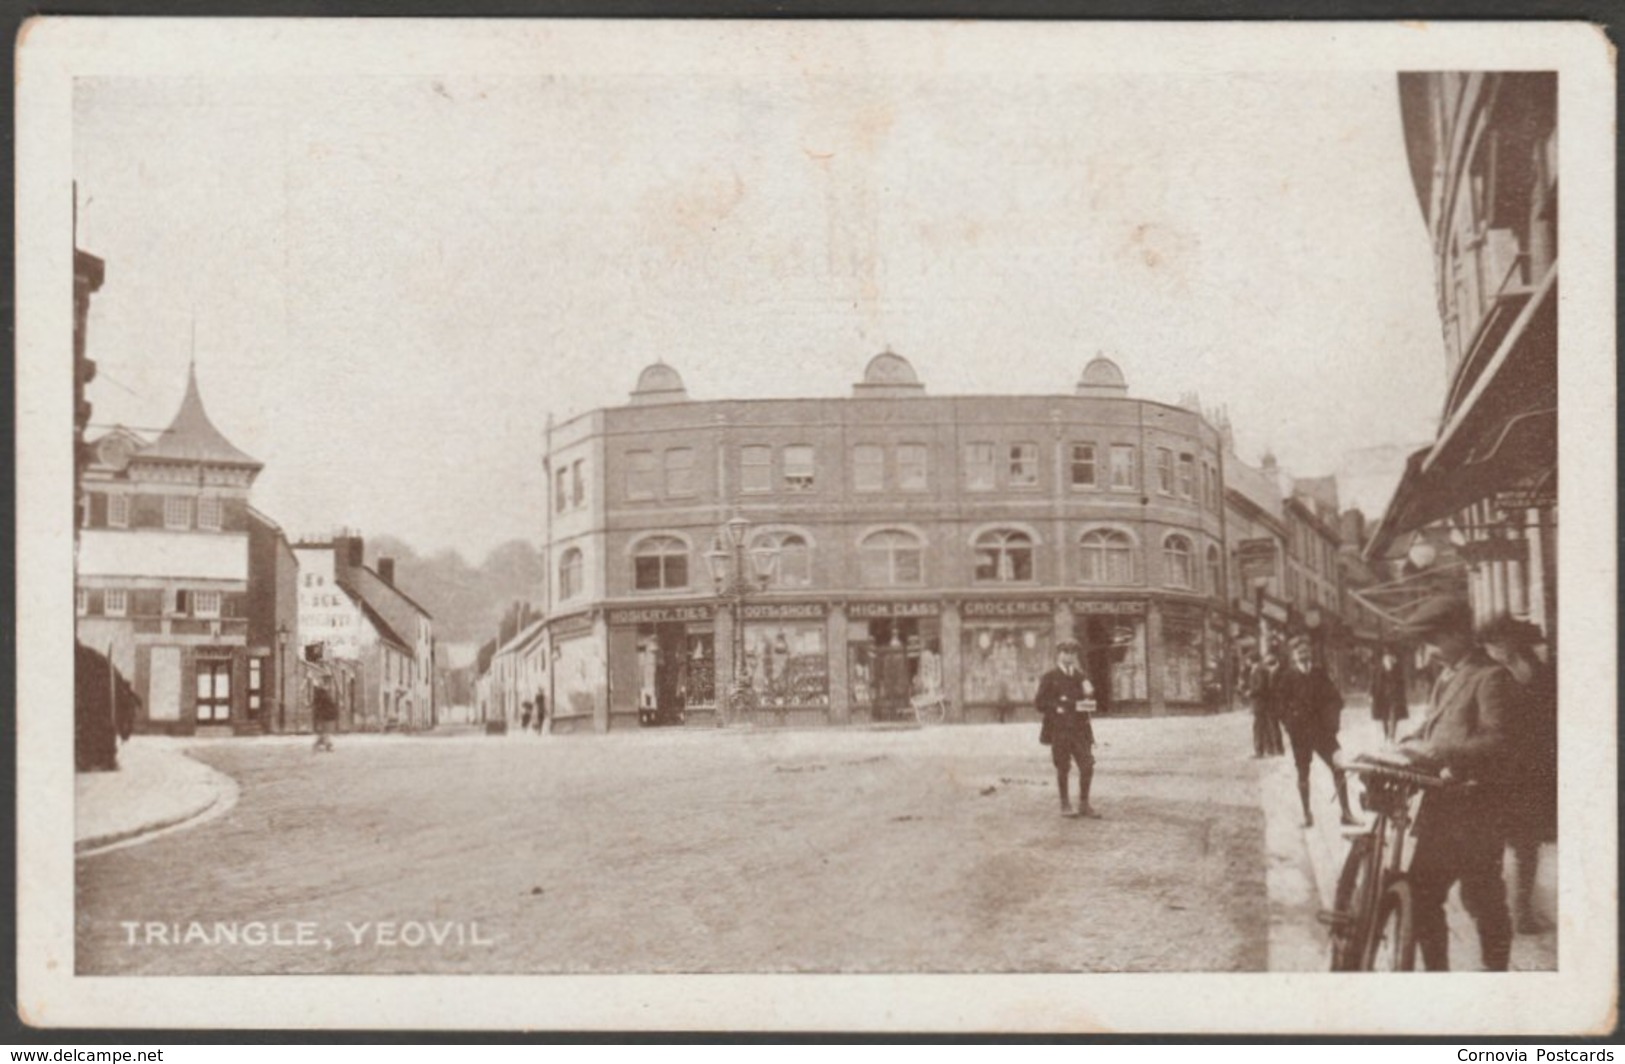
[637,622,695,727]
[848,617,940,722]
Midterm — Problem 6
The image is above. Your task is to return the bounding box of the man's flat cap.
[1055,639,1082,653]
[1477,613,1545,647]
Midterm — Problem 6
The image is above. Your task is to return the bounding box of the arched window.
[1163,534,1194,590]
[558,548,583,602]
[1079,529,1136,585]
[633,536,689,591]
[860,530,924,587]
[974,529,1034,583]
[753,531,811,588]
[1206,544,1222,596]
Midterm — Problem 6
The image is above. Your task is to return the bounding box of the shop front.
[549,611,606,733]
[1161,600,1221,709]
[742,601,831,724]
[1070,599,1150,710]
[606,604,714,729]
[846,600,941,723]
[959,597,1055,723]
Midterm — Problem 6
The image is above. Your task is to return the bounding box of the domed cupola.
[629,360,689,405]
[1076,355,1128,398]
[852,350,926,398]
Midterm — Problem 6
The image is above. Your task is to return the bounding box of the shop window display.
[744,622,828,708]
[961,623,1050,711]
[847,617,938,720]
[1162,606,1206,703]
[1079,614,1149,703]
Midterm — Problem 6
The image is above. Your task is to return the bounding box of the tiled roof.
[136,363,262,469]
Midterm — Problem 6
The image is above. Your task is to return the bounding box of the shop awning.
[1366,264,1557,559]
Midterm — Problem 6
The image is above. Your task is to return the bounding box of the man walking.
[1274,636,1357,828]
[1035,640,1100,819]
[1394,596,1515,971]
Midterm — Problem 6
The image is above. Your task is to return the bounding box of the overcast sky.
[74,56,1447,560]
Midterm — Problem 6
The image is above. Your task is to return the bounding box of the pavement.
[75,738,240,855]
[1256,701,1558,972]
[73,704,1556,972]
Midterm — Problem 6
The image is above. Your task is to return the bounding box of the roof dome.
[136,362,262,470]
[629,361,688,404]
[852,350,925,397]
[1076,355,1128,397]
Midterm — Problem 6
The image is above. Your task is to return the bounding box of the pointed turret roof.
[137,362,262,469]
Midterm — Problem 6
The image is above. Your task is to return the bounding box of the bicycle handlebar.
[1336,754,1452,790]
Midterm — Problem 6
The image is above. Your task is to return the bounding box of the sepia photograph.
[16,18,1616,1033]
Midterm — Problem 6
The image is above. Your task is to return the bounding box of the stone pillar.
[827,605,850,725]
[1145,598,1167,717]
[1055,602,1076,645]
[940,601,963,722]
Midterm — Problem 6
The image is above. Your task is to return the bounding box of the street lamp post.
[276,622,289,734]
[705,515,778,726]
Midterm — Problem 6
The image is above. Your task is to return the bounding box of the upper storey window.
[964,443,996,492]
[974,529,1034,583]
[633,536,689,591]
[1070,444,1097,489]
[108,493,130,528]
[626,450,657,500]
[1156,448,1175,495]
[860,530,924,587]
[854,445,884,493]
[558,548,584,601]
[1177,454,1197,500]
[1080,529,1136,585]
[741,446,772,493]
[897,444,928,491]
[754,531,811,588]
[198,496,223,531]
[165,496,193,531]
[1008,443,1039,488]
[782,445,815,491]
[1109,445,1138,491]
[1163,534,1195,590]
[664,448,695,497]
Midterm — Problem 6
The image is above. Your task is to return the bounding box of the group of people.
[1045,593,1556,971]
[1238,596,1557,969]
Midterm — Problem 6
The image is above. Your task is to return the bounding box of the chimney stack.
[379,557,395,586]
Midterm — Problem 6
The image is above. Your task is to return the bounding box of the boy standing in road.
[1035,640,1100,819]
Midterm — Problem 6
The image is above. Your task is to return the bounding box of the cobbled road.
[77,714,1269,975]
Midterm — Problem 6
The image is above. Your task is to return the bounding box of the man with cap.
[1035,639,1100,818]
[1273,635,1357,828]
[1393,595,1515,971]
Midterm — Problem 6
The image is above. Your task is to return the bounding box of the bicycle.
[909,690,949,726]
[1320,751,1450,971]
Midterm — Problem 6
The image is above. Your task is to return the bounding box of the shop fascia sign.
[1070,599,1146,615]
[961,598,1055,618]
[742,602,827,620]
[606,604,715,626]
[1260,598,1290,625]
[549,612,596,639]
[846,600,941,619]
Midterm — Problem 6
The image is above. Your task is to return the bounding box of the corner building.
[542,354,1229,732]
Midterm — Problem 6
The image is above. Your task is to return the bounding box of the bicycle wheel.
[914,697,947,727]
[1328,835,1374,971]
[1363,880,1417,971]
